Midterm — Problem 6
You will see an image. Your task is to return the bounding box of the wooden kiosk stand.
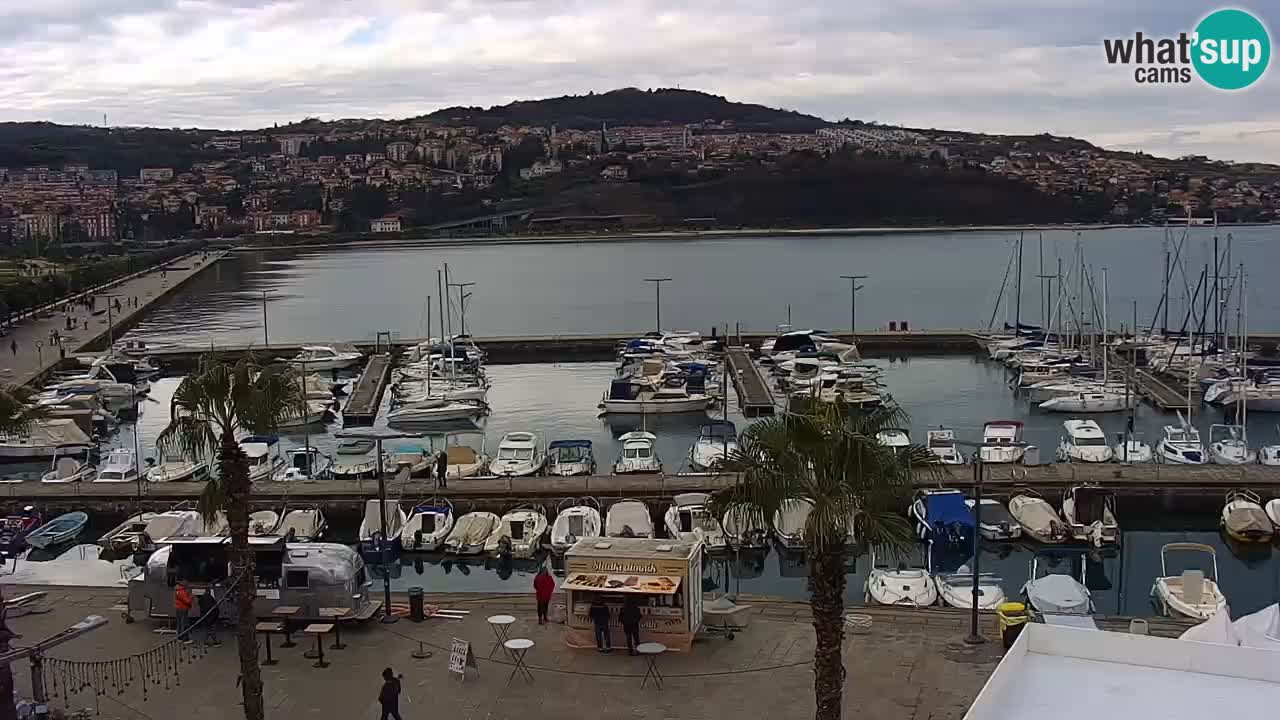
[562,537,703,652]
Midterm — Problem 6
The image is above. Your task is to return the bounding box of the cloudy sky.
[1,0,1276,162]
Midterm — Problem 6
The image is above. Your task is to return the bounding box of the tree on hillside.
[157,356,305,720]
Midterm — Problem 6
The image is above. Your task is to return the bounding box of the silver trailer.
[126,536,380,622]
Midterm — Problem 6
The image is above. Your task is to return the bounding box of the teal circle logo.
[1192,9,1271,90]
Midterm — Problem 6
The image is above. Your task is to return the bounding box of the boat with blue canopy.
[909,488,975,545]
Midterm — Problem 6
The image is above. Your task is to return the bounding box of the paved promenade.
[4,587,1004,720]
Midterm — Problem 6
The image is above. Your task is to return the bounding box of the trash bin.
[996,602,1028,649]
[408,586,425,622]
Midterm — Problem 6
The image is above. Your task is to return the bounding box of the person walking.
[199,583,222,646]
[534,567,556,624]
[435,450,448,489]
[173,580,194,644]
[620,596,643,655]
[588,596,612,653]
[378,667,403,720]
[9,339,16,356]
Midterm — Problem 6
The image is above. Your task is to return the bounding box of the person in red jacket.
[173,580,194,644]
[533,567,556,624]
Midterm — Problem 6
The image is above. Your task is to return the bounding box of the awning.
[563,572,682,595]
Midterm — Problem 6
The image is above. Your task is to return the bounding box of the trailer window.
[285,570,308,589]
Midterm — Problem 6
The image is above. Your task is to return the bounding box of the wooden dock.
[725,347,775,416]
[1108,351,1193,411]
[342,353,392,425]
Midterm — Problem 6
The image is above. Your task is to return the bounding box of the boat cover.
[775,500,813,537]
[925,493,975,531]
[1235,604,1280,650]
[1072,487,1113,525]
[446,446,477,464]
[1224,504,1272,535]
[1027,574,1090,614]
[606,502,652,537]
[449,513,496,545]
[32,420,91,446]
[1011,497,1060,533]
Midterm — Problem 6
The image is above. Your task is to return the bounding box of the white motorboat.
[0,420,92,459]
[865,549,938,607]
[614,431,662,474]
[1007,491,1067,543]
[663,492,727,551]
[275,506,326,541]
[241,437,285,482]
[689,420,738,471]
[772,498,814,551]
[547,440,596,476]
[358,499,407,548]
[1265,498,1280,529]
[1039,391,1135,413]
[1060,484,1119,546]
[721,506,769,550]
[1152,543,1228,620]
[965,498,1022,541]
[146,455,209,483]
[40,448,94,484]
[875,428,910,452]
[1055,419,1114,463]
[485,506,549,558]
[1208,424,1257,465]
[1025,379,1126,404]
[601,373,712,414]
[1156,416,1206,465]
[1023,555,1092,615]
[1113,434,1153,464]
[441,444,489,480]
[386,398,487,424]
[288,345,363,371]
[381,445,433,476]
[277,399,334,429]
[936,566,1007,610]
[400,500,454,552]
[605,500,654,538]
[925,428,965,465]
[489,432,545,477]
[202,511,229,536]
[1220,489,1273,543]
[248,510,280,536]
[99,509,201,554]
[273,447,333,482]
[550,498,603,555]
[93,448,145,484]
[1260,426,1280,466]
[978,421,1026,464]
[444,511,500,555]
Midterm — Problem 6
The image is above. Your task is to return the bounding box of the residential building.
[16,212,58,241]
[277,135,312,157]
[386,142,415,163]
[290,209,321,228]
[139,167,174,183]
[519,159,563,180]
[601,165,629,181]
[78,211,116,239]
[371,216,402,233]
[605,125,691,150]
[206,136,243,151]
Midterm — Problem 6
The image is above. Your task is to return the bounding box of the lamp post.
[261,290,272,347]
[839,275,867,340]
[644,278,672,333]
[335,428,423,624]
[964,454,987,645]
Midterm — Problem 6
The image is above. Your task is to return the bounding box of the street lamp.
[261,290,272,347]
[839,275,867,340]
[334,428,424,624]
[644,278,672,333]
[963,453,987,645]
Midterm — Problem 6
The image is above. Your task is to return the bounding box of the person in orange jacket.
[533,567,556,624]
[174,580,194,644]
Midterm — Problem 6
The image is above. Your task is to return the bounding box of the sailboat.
[1210,270,1254,466]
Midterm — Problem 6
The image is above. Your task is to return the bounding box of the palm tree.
[717,400,939,720]
[157,355,304,720]
[0,384,44,720]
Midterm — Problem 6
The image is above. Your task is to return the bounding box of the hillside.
[425,88,829,132]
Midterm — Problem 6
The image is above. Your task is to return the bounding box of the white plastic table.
[504,638,535,685]
[637,642,666,689]
[487,614,516,657]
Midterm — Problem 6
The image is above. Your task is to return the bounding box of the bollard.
[408,586,425,622]
[411,640,432,659]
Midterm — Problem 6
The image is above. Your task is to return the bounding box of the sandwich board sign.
[448,637,477,680]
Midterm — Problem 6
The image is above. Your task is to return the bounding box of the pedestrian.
[174,580,194,644]
[534,566,555,624]
[9,339,15,356]
[377,667,403,720]
[588,596,612,653]
[620,596,643,655]
[436,450,448,489]
[199,583,222,646]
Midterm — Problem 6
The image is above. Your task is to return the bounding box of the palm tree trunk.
[219,431,263,720]
[0,589,16,720]
[808,547,846,720]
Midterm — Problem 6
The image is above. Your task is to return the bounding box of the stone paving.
[3,588,1003,720]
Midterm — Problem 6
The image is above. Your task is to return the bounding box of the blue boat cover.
[926,493,975,530]
[548,439,593,449]
[242,435,279,445]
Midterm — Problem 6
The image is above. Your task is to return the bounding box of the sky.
[0,0,1276,163]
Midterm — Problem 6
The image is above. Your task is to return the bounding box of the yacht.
[965,498,1021,541]
[1156,417,1206,465]
[287,345,363,371]
[663,493,727,551]
[978,420,1026,464]
[604,500,654,538]
[273,447,333,482]
[875,428,911,453]
[0,419,92,459]
[925,428,965,465]
[386,397,487,424]
[689,421,737,472]
[1055,419,1114,463]
[489,432,545,477]
[547,440,596,476]
[1039,391,1134,413]
[485,506,549,558]
[241,436,286,482]
[1060,484,1118,546]
[93,448,145,483]
[1208,424,1256,465]
[601,368,712,415]
[614,431,662,474]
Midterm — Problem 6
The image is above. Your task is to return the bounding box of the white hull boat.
[601,396,711,414]
[273,447,334,482]
[546,440,596,476]
[551,501,602,554]
[276,506,326,541]
[721,506,769,550]
[386,399,486,424]
[1113,437,1153,464]
[443,445,489,480]
[489,432,545,477]
[248,511,281,536]
[937,568,1007,610]
[1061,484,1119,546]
[614,431,662,474]
[978,420,1026,464]
[1221,490,1273,543]
[605,500,653,538]
[1055,419,1114,463]
[1008,492,1067,543]
[146,458,209,483]
[1156,417,1205,465]
[772,499,814,551]
[242,437,285,483]
[663,492,727,551]
[445,512,500,555]
[925,428,965,465]
[1265,498,1280,528]
[1023,571,1092,615]
[966,498,1021,541]
[1039,392,1134,413]
[93,448,145,484]
[866,550,937,607]
[0,420,92,459]
[401,501,454,552]
[689,420,737,471]
[358,499,407,547]
[486,507,548,558]
[288,345,362,371]
[1208,424,1256,465]
[40,452,95,484]
[1152,542,1228,620]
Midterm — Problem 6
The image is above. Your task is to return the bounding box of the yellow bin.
[996,602,1028,649]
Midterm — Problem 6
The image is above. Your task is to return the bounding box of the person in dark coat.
[588,596,612,653]
[378,667,403,720]
[620,596,643,655]
[435,451,448,489]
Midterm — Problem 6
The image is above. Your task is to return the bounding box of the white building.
[519,159,563,180]
[370,217,402,233]
[139,167,174,183]
[605,125,691,150]
[386,142,415,163]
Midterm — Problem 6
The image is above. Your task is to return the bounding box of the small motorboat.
[1259,426,1280,466]
[1113,433,1153,464]
[275,506,326,541]
[400,500,455,552]
[875,428,910,453]
[336,438,375,455]
[1209,424,1257,465]
[1156,415,1205,465]
[248,510,280,537]
[721,506,769,551]
[965,498,1021,541]
[936,566,1006,610]
[1266,498,1280,529]
[40,449,94,484]
[0,508,41,557]
[358,499,407,554]
[1055,419,1114,463]
[925,428,965,465]
[663,493,727,551]
[443,443,489,480]
[99,509,201,555]
[1220,489,1273,543]
[273,447,334,482]
[865,549,938,607]
[93,448,145,483]
[485,506,549,558]
[550,498,602,555]
[241,436,285,482]
[978,421,1026,464]
[547,440,596,476]
[26,511,88,550]
[382,445,433,476]
[386,398,487,424]
[489,432,546,477]
[1023,555,1092,615]
[1060,484,1119,546]
[444,512,500,555]
[909,488,974,545]
[614,431,662,474]
[689,420,738,471]
[287,345,363,371]
[1152,542,1228,620]
[772,498,814,551]
[1038,391,1134,413]
[605,500,654,538]
[146,456,210,483]
[1008,491,1067,543]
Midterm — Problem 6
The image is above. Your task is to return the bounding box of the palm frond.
[0,383,47,435]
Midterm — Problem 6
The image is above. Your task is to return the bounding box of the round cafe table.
[487,614,516,658]
[504,639,535,685]
[637,642,666,689]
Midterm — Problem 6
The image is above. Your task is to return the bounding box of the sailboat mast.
[1162,231,1171,335]
[1239,264,1247,440]
[1014,232,1023,336]
[1102,267,1108,380]
[1038,233,1045,328]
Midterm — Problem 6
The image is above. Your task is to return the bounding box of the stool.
[487,614,515,658]
[319,608,352,649]
[637,642,666,689]
[272,606,302,648]
[503,638,534,685]
[255,622,284,666]
[304,624,334,668]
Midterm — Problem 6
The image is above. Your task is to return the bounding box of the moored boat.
[1152,543,1228,620]
[1220,489,1272,543]
[26,511,88,550]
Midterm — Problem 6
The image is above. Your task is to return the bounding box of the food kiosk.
[563,537,703,651]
